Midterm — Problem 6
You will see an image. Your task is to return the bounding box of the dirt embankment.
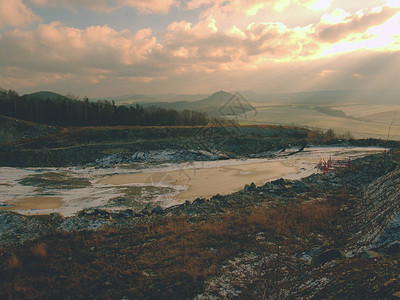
[0,124,312,167]
[1,120,398,167]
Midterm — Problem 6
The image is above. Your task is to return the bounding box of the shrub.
[31,242,47,258]
[7,254,21,269]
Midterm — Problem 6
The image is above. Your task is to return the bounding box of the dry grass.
[219,200,337,237]
[7,253,21,269]
[254,201,336,235]
[0,200,339,299]
[31,242,47,258]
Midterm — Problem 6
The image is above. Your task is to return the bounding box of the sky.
[0,0,399,97]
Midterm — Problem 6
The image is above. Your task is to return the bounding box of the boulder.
[192,197,205,205]
[360,250,381,259]
[292,181,310,193]
[271,178,287,186]
[122,209,134,217]
[249,182,256,191]
[244,182,256,192]
[311,249,345,265]
[78,208,111,218]
[151,206,164,215]
[211,194,224,200]
[385,241,400,255]
[140,204,151,215]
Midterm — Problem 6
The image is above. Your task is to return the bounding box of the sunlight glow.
[246,3,265,16]
[309,0,332,11]
[274,0,290,12]
[366,12,400,50]
[386,0,400,8]
[321,8,400,57]
[321,8,350,24]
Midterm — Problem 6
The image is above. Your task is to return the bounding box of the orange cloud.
[1,1,399,96]
[0,0,41,28]
[0,22,160,75]
[186,0,332,18]
[318,69,338,77]
[162,17,321,72]
[1,2,397,80]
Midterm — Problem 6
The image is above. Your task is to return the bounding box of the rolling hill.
[22,91,72,102]
[140,91,257,116]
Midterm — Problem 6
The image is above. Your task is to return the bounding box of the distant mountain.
[150,93,208,102]
[140,91,257,116]
[93,93,208,105]
[94,93,156,104]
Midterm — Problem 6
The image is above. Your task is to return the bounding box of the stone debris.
[90,149,229,167]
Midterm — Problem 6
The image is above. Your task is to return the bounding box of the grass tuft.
[31,242,47,258]
[7,254,21,269]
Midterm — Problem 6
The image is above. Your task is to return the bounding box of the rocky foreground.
[1,151,400,299]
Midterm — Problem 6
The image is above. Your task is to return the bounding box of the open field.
[331,104,400,119]
[238,103,400,139]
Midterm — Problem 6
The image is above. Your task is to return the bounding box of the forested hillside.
[0,89,208,127]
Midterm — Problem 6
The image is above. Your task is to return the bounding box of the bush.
[310,127,354,142]
[31,242,47,258]
[7,254,21,269]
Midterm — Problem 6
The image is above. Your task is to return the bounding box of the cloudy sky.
[0,0,399,97]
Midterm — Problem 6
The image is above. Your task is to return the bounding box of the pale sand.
[99,161,298,202]
[0,197,63,212]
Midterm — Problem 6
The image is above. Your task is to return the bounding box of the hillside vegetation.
[0,123,311,167]
[0,115,59,143]
[0,88,208,127]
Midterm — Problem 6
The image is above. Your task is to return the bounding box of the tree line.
[0,89,209,127]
